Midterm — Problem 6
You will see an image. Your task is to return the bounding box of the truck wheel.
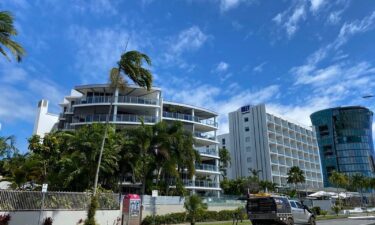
[287,218,294,225]
[309,217,316,225]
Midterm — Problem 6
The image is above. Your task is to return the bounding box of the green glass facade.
[310,106,375,187]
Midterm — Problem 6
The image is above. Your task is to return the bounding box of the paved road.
[316,218,375,225]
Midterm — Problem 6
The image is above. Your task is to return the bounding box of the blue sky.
[0,0,375,151]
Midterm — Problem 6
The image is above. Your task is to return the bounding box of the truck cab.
[246,194,315,225]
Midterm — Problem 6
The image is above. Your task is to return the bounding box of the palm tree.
[287,166,305,197]
[184,195,207,225]
[259,180,277,193]
[0,11,25,62]
[219,148,231,179]
[350,174,366,206]
[329,171,348,206]
[94,50,153,195]
[0,135,17,158]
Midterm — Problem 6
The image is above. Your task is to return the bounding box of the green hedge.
[142,208,247,225]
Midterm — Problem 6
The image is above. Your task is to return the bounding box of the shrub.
[43,217,53,225]
[142,208,247,225]
[311,206,321,216]
[320,210,328,217]
[331,205,341,216]
[0,214,11,225]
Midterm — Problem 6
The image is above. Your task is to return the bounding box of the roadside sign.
[152,190,158,197]
[42,183,48,193]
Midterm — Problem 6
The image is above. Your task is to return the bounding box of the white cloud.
[68,26,139,83]
[335,11,375,48]
[273,2,307,38]
[327,10,343,25]
[310,0,325,13]
[171,26,208,55]
[253,62,267,73]
[219,0,253,12]
[0,62,64,124]
[213,61,229,73]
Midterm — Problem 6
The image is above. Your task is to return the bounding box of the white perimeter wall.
[0,210,121,225]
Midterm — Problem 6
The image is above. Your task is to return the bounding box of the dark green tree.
[0,11,25,62]
[219,148,231,179]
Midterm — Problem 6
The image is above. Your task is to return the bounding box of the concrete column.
[113,88,119,122]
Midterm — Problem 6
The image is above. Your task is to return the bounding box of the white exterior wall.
[0,210,120,225]
[227,104,323,189]
[217,133,233,179]
[33,100,59,138]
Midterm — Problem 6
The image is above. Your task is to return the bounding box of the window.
[295,202,303,209]
[244,117,249,122]
[246,146,251,152]
[245,137,250,142]
[247,157,252,163]
[290,201,297,208]
[318,125,329,136]
[245,127,250,132]
[323,145,334,157]
[222,138,225,145]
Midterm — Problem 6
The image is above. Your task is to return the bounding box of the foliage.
[142,208,247,225]
[287,166,305,187]
[259,180,276,192]
[331,205,341,216]
[221,175,278,195]
[184,195,208,225]
[0,11,25,62]
[43,217,53,225]
[311,206,321,216]
[219,148,231,178]
[320,210,328,217]
[0,136,17,158]
[0,214,11,225]
[84,195,99,225]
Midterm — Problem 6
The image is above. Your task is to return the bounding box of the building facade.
[310,106,375,187]
[33,99,59,138]
[34,84,220,195]
[224,104,323,189]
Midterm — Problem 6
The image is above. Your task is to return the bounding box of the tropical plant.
[184,195,208,225]
[329,171,348,206]
[42,217,53,225]
[350,173,366,206]
[219,148,231,179]
[0,135,17,158]
[259,180,277,193]
[94,50,153,195]
[331,205,341,216]
[0,11,25,62]
[287,166,305,188]
[84,195,99,225]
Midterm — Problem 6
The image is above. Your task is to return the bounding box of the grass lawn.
[195,221,252,225]
[316,215,348,220]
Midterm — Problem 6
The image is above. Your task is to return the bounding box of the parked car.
[246,194,316,225]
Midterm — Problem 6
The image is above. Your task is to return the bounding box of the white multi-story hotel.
[34,84,221,195]
[218,104,323,189]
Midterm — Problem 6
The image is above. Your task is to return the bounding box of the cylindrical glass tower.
[310,106,374,187]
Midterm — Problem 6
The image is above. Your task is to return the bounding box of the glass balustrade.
[75,96,158,105]
[72,114,157,123]
[195,163,218,172]
[163,112,218,127]
[198,148,218,156]
[182,179,219,188]
[194,132,216,141]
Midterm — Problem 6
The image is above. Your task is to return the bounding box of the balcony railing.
[72,114,157,124]
[163,112,218,127]
[75,96,159,105]
[198,148,218,156]
[118,96,158,105]
[182,179,219,188]
[62,123,75,130]
[194,132,216,141]
[195,163,218,172]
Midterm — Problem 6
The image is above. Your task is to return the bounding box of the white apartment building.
[219,104,323,189]
[33,84,220,195]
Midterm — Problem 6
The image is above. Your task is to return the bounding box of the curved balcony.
[163,112,217,128]
[197,148,219,158]
[74,96,159,106]
[182,179,220,190]
[195,163,219,174]
[194,132,218,146]
[71,114,157,125]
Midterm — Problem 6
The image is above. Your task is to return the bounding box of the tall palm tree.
[0,11,25,62]
[94,50,153,194]
[0,135,17,158]
[329,171,348,206]
[350,174,366,206]
[287,166,305,197]
[219,148,231,179]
